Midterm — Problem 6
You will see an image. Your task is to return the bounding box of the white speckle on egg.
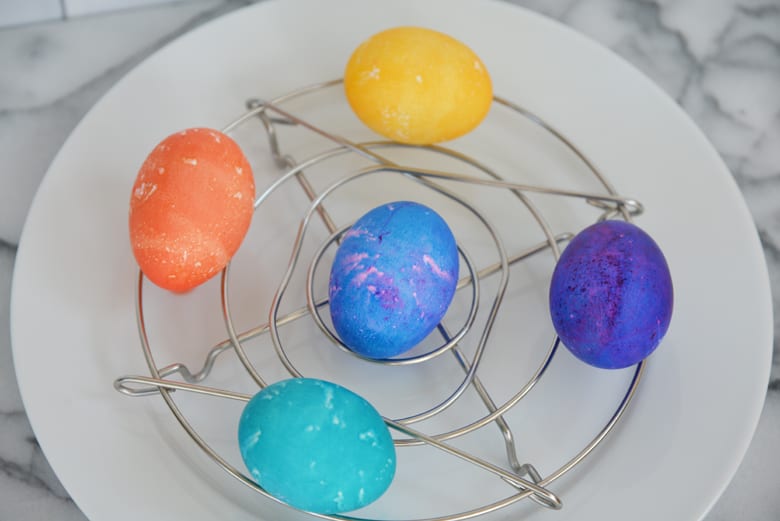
[392,112,411,137]
[133,182,157,201]
[359,430,379,447]
[182,157,198,166]
[246,430,262,447]
[423,254,453,280]
[342,228,366,240]
[353,266,383,287]
[341,252,369,272]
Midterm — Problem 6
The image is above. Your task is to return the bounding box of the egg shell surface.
[344,26,493,145]
[129,128,254,292]
[548,220,673,369]
[238,378,396,514]
[328,201,459,359]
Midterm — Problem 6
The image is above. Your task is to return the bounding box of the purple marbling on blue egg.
[549,220,673,369]
[329,201,459,359]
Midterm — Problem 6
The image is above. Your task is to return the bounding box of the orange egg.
[129,128,255,292]
[344,26,493,145]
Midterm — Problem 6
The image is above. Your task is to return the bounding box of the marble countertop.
[1,0,778,519]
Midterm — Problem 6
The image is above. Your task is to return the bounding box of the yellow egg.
[344,26,493,145]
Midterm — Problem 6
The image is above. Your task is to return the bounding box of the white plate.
[11,0,773,520]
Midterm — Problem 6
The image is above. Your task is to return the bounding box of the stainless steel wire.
[116,79,647,520]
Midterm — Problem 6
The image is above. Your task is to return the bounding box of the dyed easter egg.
[129,128,254,292]
[549,220,673,369]
[344,26,493,145]
[329,201,459,359]
[238,378,396,514]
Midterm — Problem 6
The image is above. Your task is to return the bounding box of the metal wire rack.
[115,78,646,520]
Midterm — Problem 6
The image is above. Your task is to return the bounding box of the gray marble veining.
[0,0,777,519]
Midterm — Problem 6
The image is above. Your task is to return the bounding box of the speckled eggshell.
[238,378,396,514]
[344,26,493,145]
[549,220,673,369]
[129,128,254,292]
[328,201,459,359]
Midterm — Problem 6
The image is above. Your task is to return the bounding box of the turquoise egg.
[238,378,396,514]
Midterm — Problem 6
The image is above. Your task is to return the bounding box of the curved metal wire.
[116,79,647,520]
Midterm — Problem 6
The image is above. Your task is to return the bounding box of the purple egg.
[549,220,673,369]
[328,202,459,359]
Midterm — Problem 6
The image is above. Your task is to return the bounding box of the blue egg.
[238,378,396,514]
[549,220,673,369]
[328,201,459,358]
